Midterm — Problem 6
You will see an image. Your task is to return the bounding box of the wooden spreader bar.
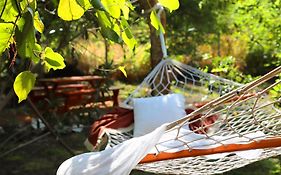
[140,137,281,164]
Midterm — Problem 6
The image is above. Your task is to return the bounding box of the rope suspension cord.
[156,4,168,59]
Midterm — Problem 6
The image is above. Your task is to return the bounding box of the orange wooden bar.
[140,137,281,164]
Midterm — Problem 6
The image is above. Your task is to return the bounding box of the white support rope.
[156,5,168,58]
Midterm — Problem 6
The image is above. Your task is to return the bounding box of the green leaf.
[96,10,121,43]
[102,27,121,43]
[121,5,129,20]
[150,11,165,33]
[101,0,121,18]
[33,11,44,33]
[16,16,26,32]
[118,66,127,77]
[58,0,85,21]
[120,17,136,49]
[43,47,66,71]
[19,0,37,13]
[0,23,14,54]
[211,67,228,73]
[121,17,132,39]
[76,0,92,10]
[90,0,104,10]
[158,0,180,12]
[13,71,36,103]
[0,0,19,22]
[20,0,29,13]
[122,32,136,50]
[32,43,42,64]
[96,10,111,27]
[16,11,39,62]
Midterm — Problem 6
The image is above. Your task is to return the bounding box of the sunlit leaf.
[0,0,19,22]
[13,71,36,103]
[96,10,121,43]
[150,11,165,33]
[211,67,228,73]
[118,66,127,77]
[120,17,136,49]
[33,11,44,33]
[122,32,136,50]
[126,1,134,10]
[158,0,180,12]
[43,47,66,71]
[20,0,29,13]
[0,23,14,54]
[121,17,132,39]
[16,16,26,32]
[58,0,85,21]
[150,11,159,30]
[121,5,129,20]
[96,10,111,27]
[113,23,121,35]
[76,0,92,10]
[29,0,37,11]
[101,0,120,18]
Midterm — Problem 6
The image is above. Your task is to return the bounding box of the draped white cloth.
[56,124,167,175]
[57,123,265,175]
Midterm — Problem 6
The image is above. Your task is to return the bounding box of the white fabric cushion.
[133,93,186,137]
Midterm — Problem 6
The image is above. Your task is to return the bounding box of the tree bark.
[138,0,166,68]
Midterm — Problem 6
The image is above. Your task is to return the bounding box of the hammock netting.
[101,59,281,175]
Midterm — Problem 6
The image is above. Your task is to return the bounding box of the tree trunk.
[138,0,166,68]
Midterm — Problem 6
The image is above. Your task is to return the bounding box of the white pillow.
[133,93,186,137]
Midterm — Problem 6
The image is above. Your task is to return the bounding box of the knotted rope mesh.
[106,59,281,174]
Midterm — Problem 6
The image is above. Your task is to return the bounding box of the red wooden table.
[31,76,120,112]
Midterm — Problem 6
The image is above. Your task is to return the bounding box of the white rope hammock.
[100,5,281,174]
[105,58,281,174]
[57,5,281,175]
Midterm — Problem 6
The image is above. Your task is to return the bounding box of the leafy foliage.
[227,0,281,74]
[203,55,253,83]
[0,0,179,102]
[166,0,231,55]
